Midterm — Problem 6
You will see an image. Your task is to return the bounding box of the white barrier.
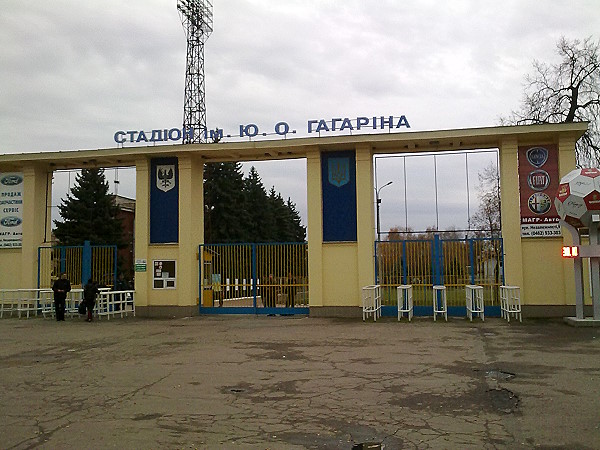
[500,285,521,322]
[0,287,134,320]
[362,285,382,322]
[432,285,447,321]
[0,289,53,318]
[397,285,413,321]
[465,284,484,321]
[96,290,136,320]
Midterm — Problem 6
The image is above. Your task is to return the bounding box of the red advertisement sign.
[518,145,561,237]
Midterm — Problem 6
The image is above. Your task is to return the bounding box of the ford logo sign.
[0,216,22,227]
[0,175,23,186]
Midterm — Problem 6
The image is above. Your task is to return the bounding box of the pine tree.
[265,189,306,242]
[204,163,306,243]
[54,169,123,246]
[243,167,273,242]
[204,162,249,243]
[267,187,287,242]
[285,198,306,242]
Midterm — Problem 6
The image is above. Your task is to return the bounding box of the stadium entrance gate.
[375,235,503,317]
[38,240,118,288]
[199,242,309,315]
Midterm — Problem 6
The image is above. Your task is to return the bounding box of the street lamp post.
[376,181,393,241]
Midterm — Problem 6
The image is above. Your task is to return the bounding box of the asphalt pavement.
[1,315,599,449]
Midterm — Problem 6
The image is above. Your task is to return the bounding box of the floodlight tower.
[177,0,213,144]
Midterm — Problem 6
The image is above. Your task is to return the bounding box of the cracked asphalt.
[1,315,599,449]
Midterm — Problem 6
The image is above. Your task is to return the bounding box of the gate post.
[59,247,66,276]
[402,240,408,285]
[251,244,257,312]
[469,239,475,285]
[374,241,379,285]
[82,240,92,285]
[433,234,443,285]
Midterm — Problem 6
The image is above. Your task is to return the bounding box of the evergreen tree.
[54,169,123,246]
[243,167,273,242]
[285,198,306,242]
[204,162,249,243]
[265,188,306,242]
[204,163,306,243]
[267,187,287,242]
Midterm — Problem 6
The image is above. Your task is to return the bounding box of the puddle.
[487,388,519,413]
[486,369,515,381]
[352,443,384,449]
[133,413,162,421]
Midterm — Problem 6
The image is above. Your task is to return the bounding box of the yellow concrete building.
[0,123,589,317]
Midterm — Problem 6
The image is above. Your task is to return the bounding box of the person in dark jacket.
[52,272,71,321]
[114,273,128,311]
[83,279,99,322]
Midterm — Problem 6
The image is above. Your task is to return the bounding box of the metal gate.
[38,241,117,288]
[375,235,503,316]
[199,242,309,315]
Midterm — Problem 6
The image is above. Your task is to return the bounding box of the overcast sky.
[1,1,599,235]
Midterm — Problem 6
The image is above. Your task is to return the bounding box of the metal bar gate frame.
[38,240,118,289]
[198,242,309,315]
[375,235,504,317]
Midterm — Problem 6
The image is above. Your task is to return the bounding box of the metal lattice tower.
[177,0,213,144]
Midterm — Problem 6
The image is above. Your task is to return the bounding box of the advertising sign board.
[0,172,24,248]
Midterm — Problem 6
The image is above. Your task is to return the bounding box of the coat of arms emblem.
[328,157,349,187]
[156,165,176,192]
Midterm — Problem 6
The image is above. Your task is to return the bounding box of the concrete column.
[355,143,375,291]
[306,147,323,307]
[134,157,150,306]
[21,165,51,288]
[177,155,204,310]
[499,138,524,290]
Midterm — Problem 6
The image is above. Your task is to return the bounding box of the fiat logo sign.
[527,169,550,191]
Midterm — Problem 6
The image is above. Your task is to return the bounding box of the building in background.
[113,195,135,280]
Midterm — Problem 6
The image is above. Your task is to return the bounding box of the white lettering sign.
[0,172,24,248]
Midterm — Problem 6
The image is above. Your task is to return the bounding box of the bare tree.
[470,161,501,237]
[502,36,600,166]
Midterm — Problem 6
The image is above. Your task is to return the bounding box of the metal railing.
[200,242,308,312]
[376,236,503,310]
[38,242,118,289]
[0,288,134,320]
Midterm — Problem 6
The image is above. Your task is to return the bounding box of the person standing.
[114,273,128,311]
[83,279,99,322]
[52,272,71,321]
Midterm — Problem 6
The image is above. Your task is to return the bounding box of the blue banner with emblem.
[321,151,357,242]
[150,157,179,243]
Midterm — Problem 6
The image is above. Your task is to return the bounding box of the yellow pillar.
[21,165,51,288]
[499,138,524,290]
[134,158,150,307]
[177,155,204,310]
[355,143,375,291]
[306,147,323,307]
